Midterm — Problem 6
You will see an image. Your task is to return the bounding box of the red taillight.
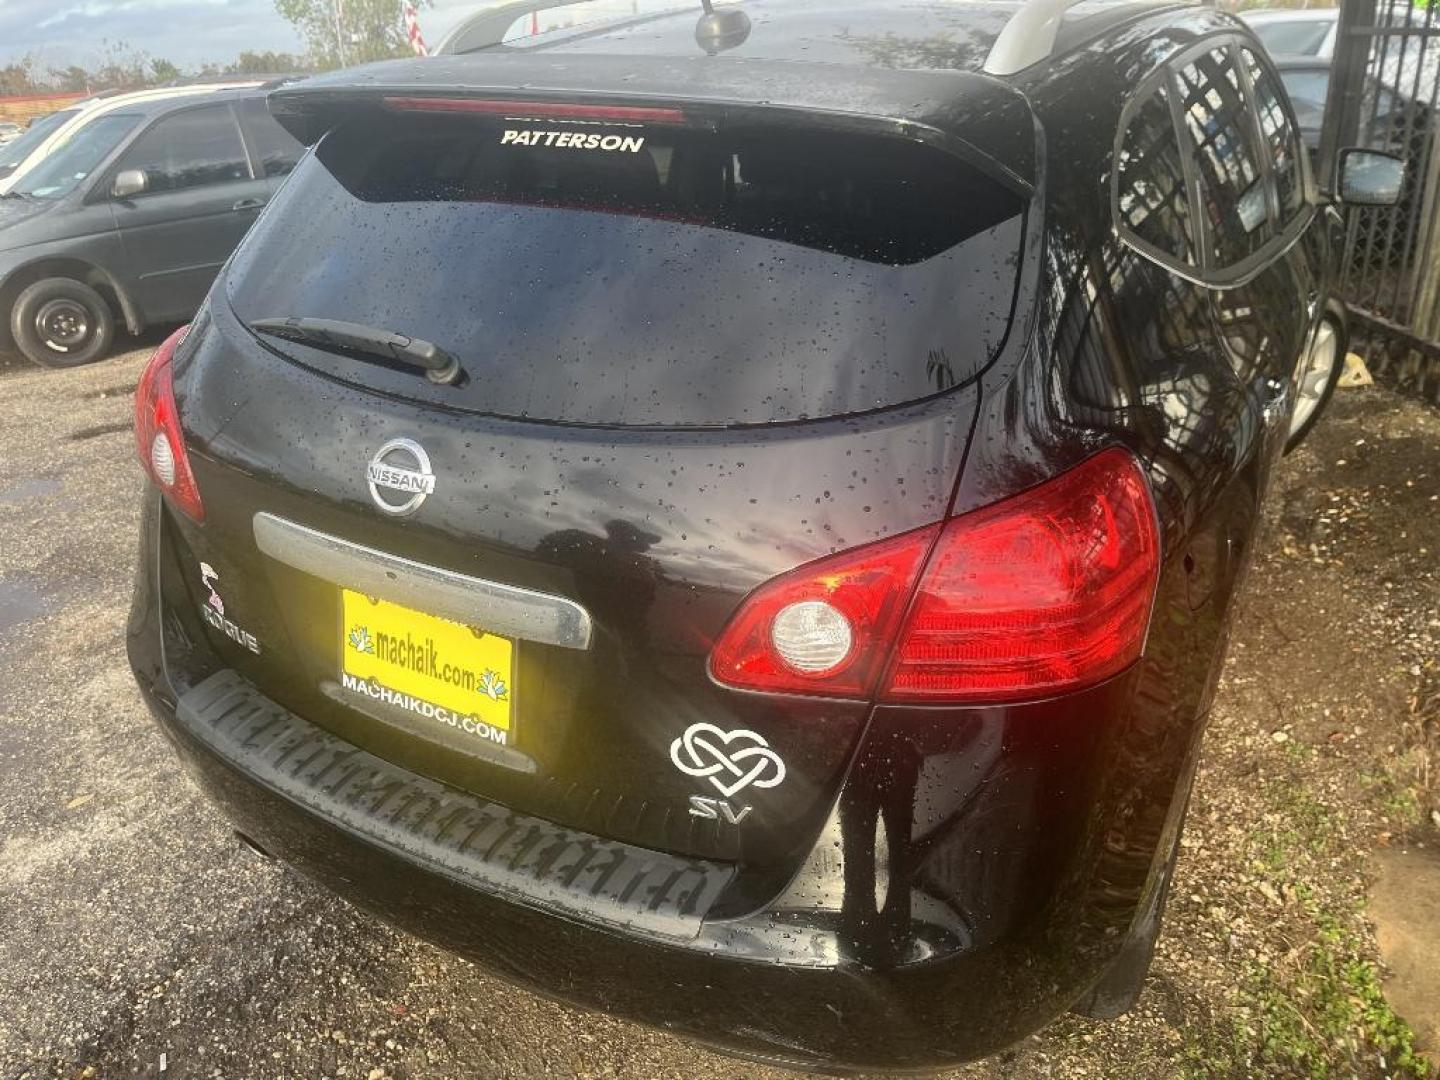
[134,325,204,522]
[708,525,939,698]
[708,449,1160,704]
[882,449,1159,702]
[382,96,688,125]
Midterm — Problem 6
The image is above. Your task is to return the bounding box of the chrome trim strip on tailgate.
[252,512,593,650]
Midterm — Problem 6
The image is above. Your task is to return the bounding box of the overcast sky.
[0,0,486,73]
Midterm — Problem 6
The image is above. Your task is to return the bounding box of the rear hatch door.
[169,91,1029,879]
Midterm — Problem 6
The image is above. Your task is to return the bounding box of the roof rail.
[983,0,1088,76]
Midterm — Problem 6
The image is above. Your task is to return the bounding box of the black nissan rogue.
[126,0,1405,1070]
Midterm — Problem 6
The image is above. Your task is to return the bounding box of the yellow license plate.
[340,589,514,745]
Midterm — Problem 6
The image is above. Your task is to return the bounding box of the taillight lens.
[134,325,204,522]
[708,525,939,698]
[883,448,1159,701]
[708,449,1160,704]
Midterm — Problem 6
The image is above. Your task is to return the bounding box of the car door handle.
[232,197,266,212]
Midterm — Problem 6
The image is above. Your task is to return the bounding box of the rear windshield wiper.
[249,316,464,385]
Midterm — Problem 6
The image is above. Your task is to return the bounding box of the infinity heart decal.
[669,723,787,798]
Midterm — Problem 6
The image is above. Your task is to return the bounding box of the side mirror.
[1337,148,1406,207]
[112,169,148,199]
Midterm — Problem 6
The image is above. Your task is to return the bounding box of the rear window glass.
[225,110,1025,426]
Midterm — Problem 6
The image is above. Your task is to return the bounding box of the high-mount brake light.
[382,97,688,125]
[134,325,204,522]
[708,449,1160,704]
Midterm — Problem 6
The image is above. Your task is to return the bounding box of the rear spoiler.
[267,54,1037,193]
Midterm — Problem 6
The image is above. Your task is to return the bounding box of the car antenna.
[694,0,751,55]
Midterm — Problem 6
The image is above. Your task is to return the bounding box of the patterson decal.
[500,129,646,153]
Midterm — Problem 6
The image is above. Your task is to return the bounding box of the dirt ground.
[0,342,1438,1080]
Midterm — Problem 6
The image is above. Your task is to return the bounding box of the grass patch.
[1359,769,1423,827]
[1245,783,1335,874]
[1183,912,1430,1079]
[1184,777,1434,1078]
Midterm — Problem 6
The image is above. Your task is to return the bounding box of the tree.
[51,65,93,93]
[226,50,311,75]
[0,56,42,95]
[89,40,152,89]
[150,58,182,83]
[274,0,429,69]
[195,50,311,78]
[0,44,314,97]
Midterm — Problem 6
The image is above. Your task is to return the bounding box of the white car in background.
[0,83,259,195]
[0,122,22,146]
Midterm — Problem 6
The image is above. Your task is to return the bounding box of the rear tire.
[10,277,115,369]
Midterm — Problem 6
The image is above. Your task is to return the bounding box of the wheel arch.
[0,257,141,352]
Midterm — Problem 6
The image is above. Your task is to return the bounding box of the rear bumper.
[127,488,1207,1071]
[134,666,1059,1071]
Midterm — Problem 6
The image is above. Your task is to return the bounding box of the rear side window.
[115,104,250,193]
[1175,46,1274,267]
[1116,82,1195,264]
[1241,47,1305,222]
[225,110,1026,426]
[238,98,306,178]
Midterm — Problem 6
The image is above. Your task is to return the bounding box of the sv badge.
[688,795,752,824]
[671,723,786,827]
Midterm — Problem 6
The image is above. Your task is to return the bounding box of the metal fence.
[1320,0,1440,402]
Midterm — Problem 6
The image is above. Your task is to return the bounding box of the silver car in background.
[1241,8,1339,59]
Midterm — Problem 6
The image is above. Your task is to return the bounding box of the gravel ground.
[1,343,1437,1080]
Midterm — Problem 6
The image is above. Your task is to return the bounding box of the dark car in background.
[1242,6,1427,63]
[0,86,304,367]
[1270,53,1429,160]
[126,0,1401,1069]
[1243,7,1339,59]
[1274,54,1334,153]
